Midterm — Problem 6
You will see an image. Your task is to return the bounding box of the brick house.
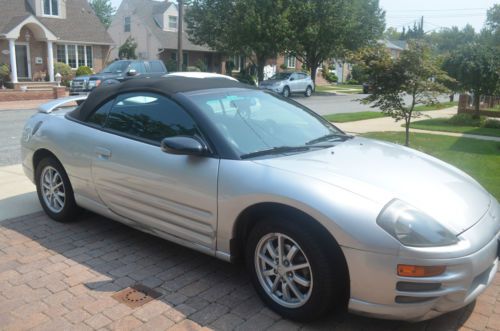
[0,0,113,85]
[108,0,223,72]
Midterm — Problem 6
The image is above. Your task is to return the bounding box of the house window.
[124,16,131,32]
[43,0,59,16]
[231,55,242,72]
[168,16,178,30]
[284,53,296,68]
[56,45,94,69]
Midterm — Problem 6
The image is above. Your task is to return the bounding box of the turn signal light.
[397,265,446,277]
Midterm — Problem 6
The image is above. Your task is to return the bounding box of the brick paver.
[0,212,498,331]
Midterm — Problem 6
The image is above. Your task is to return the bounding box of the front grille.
[396,282,442,292]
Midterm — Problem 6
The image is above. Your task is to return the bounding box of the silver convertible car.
[21,75,499,322]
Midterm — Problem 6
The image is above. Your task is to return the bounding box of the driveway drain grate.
[112,284,162,308]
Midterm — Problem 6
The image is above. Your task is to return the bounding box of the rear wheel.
[35,157,80,222]
[246,216,348,322]
[282,86,291,98]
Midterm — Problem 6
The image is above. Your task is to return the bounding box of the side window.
[149,61,165,73]
[299,73,307,80]
[86,99,114,127]
[104,93,200,143]
[130,62,146,73]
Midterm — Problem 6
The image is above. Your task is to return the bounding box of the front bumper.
[344,202,499,321]
[259,85,283,93]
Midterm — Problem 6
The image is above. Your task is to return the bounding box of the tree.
[353,42,450,146]
[384,27,401,40]
[119,37,138,59]
[442,44,500,118]
[185,0,290,82]
[427,25,476,55]
[89,0,115,28]
[288,0,385,85]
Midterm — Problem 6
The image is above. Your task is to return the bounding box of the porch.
[0,16,57,85]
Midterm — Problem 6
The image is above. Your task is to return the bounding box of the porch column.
[8,39,18,83]
[47,41,55,82]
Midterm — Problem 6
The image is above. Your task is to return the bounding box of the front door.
[90,92,219,250]
[15,44,30,79]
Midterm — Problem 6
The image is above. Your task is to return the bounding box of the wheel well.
[32,149,59,176]
[231,202,350,306]
[232,202,342,259]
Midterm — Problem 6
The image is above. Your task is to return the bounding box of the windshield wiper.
[241,146,311,159]
[306,133,353,146]
[240,145,333,159]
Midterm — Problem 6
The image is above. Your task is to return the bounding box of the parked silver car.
[259,72,315,97]
[21,76,499,322]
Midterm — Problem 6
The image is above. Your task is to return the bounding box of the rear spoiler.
[38,95,88,114]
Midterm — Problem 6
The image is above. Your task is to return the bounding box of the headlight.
[377,199,458,247]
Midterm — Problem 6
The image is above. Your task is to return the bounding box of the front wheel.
[246,217,348,322]
[35,157,80,222]
[282,86,291,98]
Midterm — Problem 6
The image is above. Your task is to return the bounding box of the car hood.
[254,137,491,234]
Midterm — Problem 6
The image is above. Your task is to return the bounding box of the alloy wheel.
[255,232,313,308]
[40,166,66,213]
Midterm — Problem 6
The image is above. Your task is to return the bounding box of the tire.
[305,86,313,97]
[246,216,348,322]
[282,86,290,98]
[35,157,80,222]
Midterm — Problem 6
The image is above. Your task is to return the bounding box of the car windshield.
[101,61,130,74]
[189,90,347,158]
[270,73,292,80]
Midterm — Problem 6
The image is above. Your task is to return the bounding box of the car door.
[288,73,299,92]
[297,73,309,91]
[90,92,219,249]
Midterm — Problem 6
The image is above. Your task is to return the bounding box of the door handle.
[95,147,112,159]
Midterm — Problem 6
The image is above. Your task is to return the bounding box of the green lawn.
[362,132,500,200]
[410,118,500,138]
[323,111,387,123]
[413,101,458,112]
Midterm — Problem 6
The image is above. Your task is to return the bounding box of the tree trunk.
[256,56,266,83]
[310,63,318,88]
[449,94,454,102]
[473,93,480,119]
[404,118,411,147]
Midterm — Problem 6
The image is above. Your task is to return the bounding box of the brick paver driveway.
[0,212,499,331]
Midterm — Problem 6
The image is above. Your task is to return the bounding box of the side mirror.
[289,77,295,81]
[127,69,138,76]
[161,136,208,156]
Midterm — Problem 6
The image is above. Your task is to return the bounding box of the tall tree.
[427,25,476,55]
[442,44,500,118]
[89,0,115,28]
[288,0,385,85]
[185,0,290,82]
[354,42,451,146]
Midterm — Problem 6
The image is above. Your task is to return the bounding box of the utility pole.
[177,0,184,71]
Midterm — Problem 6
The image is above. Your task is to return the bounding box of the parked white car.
[259,72,315,97]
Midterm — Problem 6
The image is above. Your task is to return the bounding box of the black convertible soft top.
[69,76,251,121]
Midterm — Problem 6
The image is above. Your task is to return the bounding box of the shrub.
[237,71,257,86]
[279,63,288,71]
[75,66,93,77]
[164,59,177,72]
[0,64,10,86]
[54,62,73,86]
[187,66,201,72]
[449,114,482,127]
[194,59,207,72]
[346,79,359,85]
[321,65,338,83]
[484,118,500,129]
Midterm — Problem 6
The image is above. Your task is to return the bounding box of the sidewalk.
[0,164,41,222]
[337,107,500,142]
[0,99,50,111]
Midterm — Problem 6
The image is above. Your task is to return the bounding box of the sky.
[110,0,498,33]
